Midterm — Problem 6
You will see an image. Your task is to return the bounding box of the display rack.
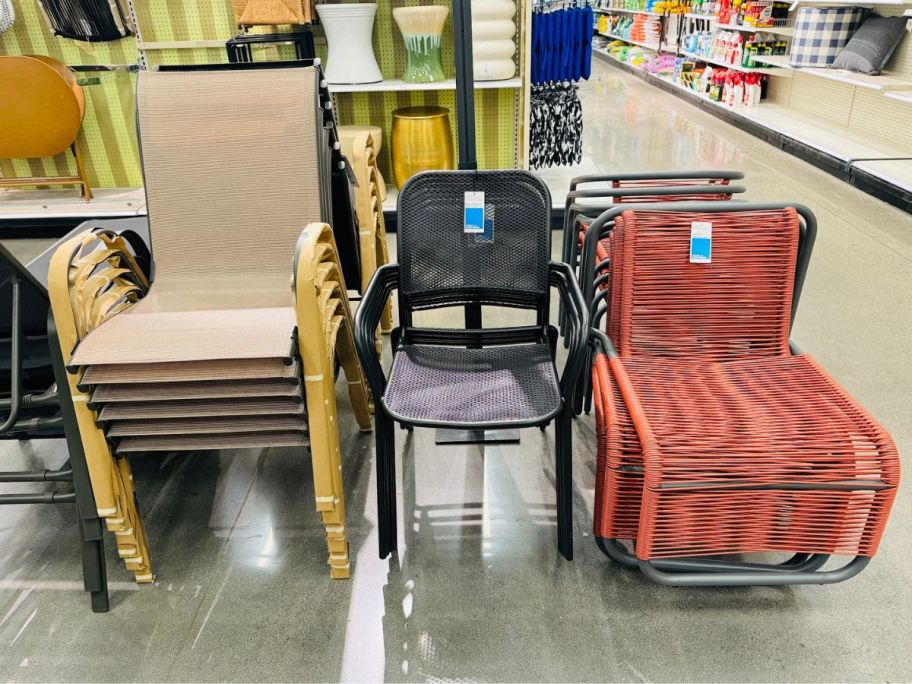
[594,25,912,212]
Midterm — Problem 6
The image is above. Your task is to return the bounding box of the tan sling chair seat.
[49,64,372,583]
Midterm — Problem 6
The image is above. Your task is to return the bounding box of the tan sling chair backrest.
[136,65,326,306]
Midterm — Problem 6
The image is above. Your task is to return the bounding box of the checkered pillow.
[789,7,867,67]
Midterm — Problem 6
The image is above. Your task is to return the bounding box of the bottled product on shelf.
[681,26,787,67]
[675,59,765,106]
[683,0,789,27]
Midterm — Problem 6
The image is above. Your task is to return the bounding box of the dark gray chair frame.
[0,228,149,612]
[587,201,873,586]
[354,170,589,561]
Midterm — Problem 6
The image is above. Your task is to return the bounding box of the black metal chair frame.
[226,28,316,64]
[587,201,873,586]
[354,170,589,561]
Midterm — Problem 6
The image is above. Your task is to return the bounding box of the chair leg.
[376,410,397,558]
[555,408,573,560]
[572,346,589,415]
[70,142,93,201]
[77,515,109,613]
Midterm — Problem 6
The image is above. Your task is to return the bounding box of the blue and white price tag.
[690,221,712,264]
[464,191,485,233]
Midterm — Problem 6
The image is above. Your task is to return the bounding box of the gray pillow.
[831,16,908,75]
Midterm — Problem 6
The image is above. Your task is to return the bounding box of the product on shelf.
[471,0,518,80]
[681,25,787,68]
[830,15,909,76]
[789,6,865,68]
[390,106,454,186]
[393,5,450,83]
[233,0,315,26]
[674,58,765,106]
[35,0,132,41]
[0,0,14,33]
[316,3,384,84]
[0,55,92,199]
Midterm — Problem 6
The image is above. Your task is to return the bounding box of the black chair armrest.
[590,328,619,358]
[549,261,589,395]
[354,263,400,403]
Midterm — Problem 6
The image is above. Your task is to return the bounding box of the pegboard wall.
[312,0,524,177]
[0,0,142,188]
[0,0,526,190]
[766,5,912,155]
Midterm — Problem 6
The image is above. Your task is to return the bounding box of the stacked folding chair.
[338,129,393,340]
[562,171,746,414]
[560,171,745,294]
[47,62,373,594]
[589,203,900,585]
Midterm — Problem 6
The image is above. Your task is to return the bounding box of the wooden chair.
[0,56,92,200]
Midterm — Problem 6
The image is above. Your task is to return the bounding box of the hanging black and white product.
[36,0,133,42]
[530,83,583,169]
[529,2,592,168]
[0,0,15,33]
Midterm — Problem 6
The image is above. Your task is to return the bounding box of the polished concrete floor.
[1,60,911,682]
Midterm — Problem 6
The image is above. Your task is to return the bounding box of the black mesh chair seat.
[383,343,562,427]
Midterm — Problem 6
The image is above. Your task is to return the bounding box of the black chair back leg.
[376,410,398,558]
[556,408,574,560]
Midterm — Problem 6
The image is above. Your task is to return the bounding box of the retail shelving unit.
[593,0,912,211]
[0,0,531,227]
[598,30,664,50]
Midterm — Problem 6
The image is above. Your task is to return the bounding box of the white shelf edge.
[594,7,664,16]
[716,22,795,36]
[684,12,716,19]
[681,51,792,76]
[750,54,793,68]
[788,0,909,9]
[800,68,912,91]
[885,90,912,104]
[598,31,664,52]
[328,77,522,94]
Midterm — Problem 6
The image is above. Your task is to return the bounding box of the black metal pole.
[452,0,477,171]
[452,0,482,330]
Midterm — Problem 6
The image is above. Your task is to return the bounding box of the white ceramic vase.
[471,0,516,80]
[316,3,383,85]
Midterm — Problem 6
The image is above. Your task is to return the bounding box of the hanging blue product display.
[529,2,593,168]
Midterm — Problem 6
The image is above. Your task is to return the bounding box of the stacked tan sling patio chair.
[47,63,372,583]
[339,130,393,338]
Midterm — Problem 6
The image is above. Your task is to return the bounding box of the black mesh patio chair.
[354,170,589,560]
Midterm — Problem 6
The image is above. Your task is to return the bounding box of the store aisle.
[0,59,910,683]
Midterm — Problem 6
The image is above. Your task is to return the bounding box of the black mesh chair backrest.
[397,170,552,311]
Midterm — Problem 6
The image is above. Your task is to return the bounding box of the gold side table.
[390,106,455,188]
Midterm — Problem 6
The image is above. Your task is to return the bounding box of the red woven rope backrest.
[611,178,732,204]
[611,208,800,360]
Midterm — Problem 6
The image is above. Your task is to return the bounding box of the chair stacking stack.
[47,63,373,591]
[560,171,745,293]
[564,172,746,414]
[590,203,900,586]
[338,129,393,339]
